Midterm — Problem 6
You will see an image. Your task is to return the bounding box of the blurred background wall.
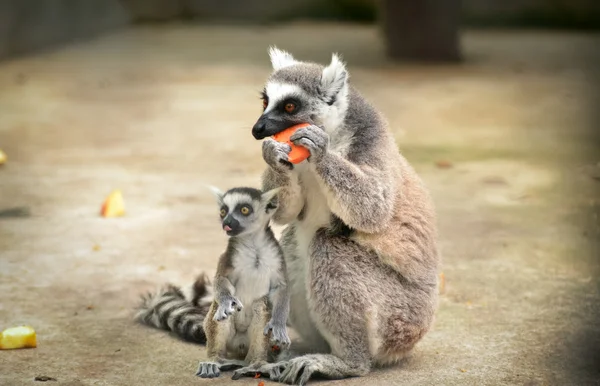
[0,0,599,61]
[0,0,130,60]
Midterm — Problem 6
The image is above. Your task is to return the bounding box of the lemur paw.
[231,362,286,382]
[280,357,320,385]
[196,361,221,378]
[262,138,293,172]
[264,321,291,349]
[290,125,329,163]
[214,296,243,322]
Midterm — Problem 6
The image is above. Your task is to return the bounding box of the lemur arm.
[268,278,290,328]
[262,167,304,225]
[213,276,235,303]
[213,252,235,302]
[264,271,291,348]
[314,152,395,233]
[211,253,243,322]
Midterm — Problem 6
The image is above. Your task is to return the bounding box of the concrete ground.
[0,24,599,386]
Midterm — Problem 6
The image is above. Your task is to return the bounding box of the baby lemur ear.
[261,188,281,213]
[269,46,297,71]
[207,185,224,203]
[319,53,348,105]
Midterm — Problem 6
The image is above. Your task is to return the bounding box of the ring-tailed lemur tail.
[134,273,212,343]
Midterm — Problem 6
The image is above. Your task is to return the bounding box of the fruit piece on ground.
[0,150,7,165]
[100,190,125,217]
[0,326,37,349]
[439,272,446,294]
[435,160,453,169]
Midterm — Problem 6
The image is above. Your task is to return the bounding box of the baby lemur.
[196,186,291,378]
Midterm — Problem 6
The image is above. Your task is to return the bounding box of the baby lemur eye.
[240,206,251,216]
[284,103,296,114]
[220,208,227,218]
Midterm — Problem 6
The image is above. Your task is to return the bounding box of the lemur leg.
[231,298,271,380]
[279,226,329,352]
[245,297,271,364]
[277,229,376,385]
[197,302,236,378]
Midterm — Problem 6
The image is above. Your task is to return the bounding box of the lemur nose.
[252,121,266,139]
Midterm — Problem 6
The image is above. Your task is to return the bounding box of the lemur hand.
[264,320,291,348]
[290,125,329,163]
[214,296,243,322]
[262,138,293,172]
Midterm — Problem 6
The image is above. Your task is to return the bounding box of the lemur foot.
[279,356,322,385]
[196,362,221,378]
[231,362,286,382]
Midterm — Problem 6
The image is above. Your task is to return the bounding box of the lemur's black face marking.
[220,201,255,236]
[220,202,254,236]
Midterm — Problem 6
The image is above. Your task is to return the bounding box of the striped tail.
[135,274,212,344]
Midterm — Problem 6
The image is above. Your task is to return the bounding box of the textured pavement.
[0,24,599,386]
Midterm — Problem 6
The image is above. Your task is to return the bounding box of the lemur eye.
[262,99,268,110]
[284,103,296,113]
[240,206,250,215]
[220,208,227,218]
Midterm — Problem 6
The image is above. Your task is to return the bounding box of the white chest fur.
[284,162,333,350]
[229,233,282,308]
[294,163,331,253]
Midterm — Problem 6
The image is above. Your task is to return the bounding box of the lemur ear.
[207,185,224,203]
[320,53,348,105]
[261,188,281,212]
[269,46,297,71]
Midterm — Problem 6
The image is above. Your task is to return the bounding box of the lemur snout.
[252,120,267,139]
[222,216,241,236]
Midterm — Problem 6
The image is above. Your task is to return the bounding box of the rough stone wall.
[463,0,600,28]
[123,0,376,23]
[123,0,600,28]
[1,0,598,61]
[0,0,129,60]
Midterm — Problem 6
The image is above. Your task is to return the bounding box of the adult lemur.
[230,47,440,384]
[136,48,439,385]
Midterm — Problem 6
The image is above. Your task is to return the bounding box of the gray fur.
[197,187,291,378]
[263,138,294,171]
[234,47,440,385]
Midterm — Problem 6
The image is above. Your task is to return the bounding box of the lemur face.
[252,79,317,139]
[211,187,280,237]
[252,47,349,139]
